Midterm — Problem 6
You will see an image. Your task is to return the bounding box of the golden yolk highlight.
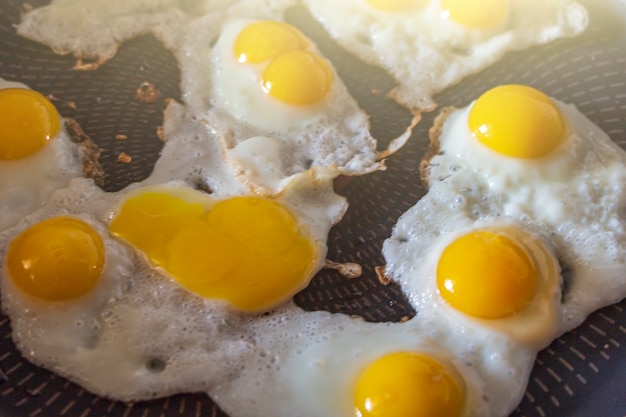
[234,20,334,105]
[262,50,333,105]
[6,217,105,301]
[469,84,565,158]
[436,230,537,319]
[354,352,464,417]
[365,0,419,11]
[234,21,310,64]
[109,192,318,312]
[441,0,509,29]
[0,88,61,160]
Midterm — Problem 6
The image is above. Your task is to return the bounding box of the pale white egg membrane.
[302,0,588,110]
[0,78,82,231]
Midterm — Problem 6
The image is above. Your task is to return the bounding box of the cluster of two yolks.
[234,21,334,106]
[437,84,566,319]
[353,230,544,417]
[366,0,509,30]
[7,193,318,313]
[0,88,61,161]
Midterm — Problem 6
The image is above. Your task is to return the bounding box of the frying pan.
[0,1,625,416]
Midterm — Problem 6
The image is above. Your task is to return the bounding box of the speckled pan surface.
[0,1,625,416]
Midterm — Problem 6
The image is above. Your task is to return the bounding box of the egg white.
[302,0,588,109]
[0,78,82,231]
[207,302,540,417]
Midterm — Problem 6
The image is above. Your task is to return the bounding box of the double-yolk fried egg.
[0,78,82,231]
[302,0,588,109]
[156,8,414,195]
[385,85,626,348]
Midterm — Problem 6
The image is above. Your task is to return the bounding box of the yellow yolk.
[234,21,310,64]
[365,0,419,11]
[436,230,537,319]
[233,20,334,105]
[441,0,509,29]
[109,191,318,313]
[6,217,105,301]
[469,84,565,158]
[354,352,464,417]
[262,50,333,105]
[0,88,61,160]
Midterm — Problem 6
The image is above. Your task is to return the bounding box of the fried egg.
[207,302,537,417]
[154,8,414,194]
[302,0,588,109]
[0,78,82,231]
[384,85,626,350]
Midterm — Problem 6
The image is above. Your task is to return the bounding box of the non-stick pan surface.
[0,1,625,416]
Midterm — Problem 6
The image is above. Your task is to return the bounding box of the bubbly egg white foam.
[302,0,588,110]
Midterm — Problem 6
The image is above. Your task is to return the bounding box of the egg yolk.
[109,191,318,313]
[0,88,61,160]
[354,352,464,417]
[441,0,509,29]
[234,21,310,64]
[233,20,334,105]
[468,84,565,158]
[365,0,420,11]
[6,217,105,301]
[262,50,333,105]
[436,230,537,319]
